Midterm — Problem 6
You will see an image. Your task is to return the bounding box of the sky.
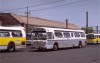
[0,0,100,28]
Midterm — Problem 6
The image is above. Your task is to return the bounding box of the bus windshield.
[86,34,95,39]
[31,31,47,40]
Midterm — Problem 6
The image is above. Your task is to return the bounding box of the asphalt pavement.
[0,45,100,63]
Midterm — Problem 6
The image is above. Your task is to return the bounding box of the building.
[0,13,79,32]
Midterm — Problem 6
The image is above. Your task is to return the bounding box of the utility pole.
[0,13,4,26]
[86,11,88,34]
[66,19,68,29]
[26,7,29,33]
[96,26,98,34]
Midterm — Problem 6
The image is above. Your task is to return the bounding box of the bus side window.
[99,35,100,38]
[55,31,63,38]
[95,35,96,38]
[97,35,99,38]
[96,35,98,38]
[98,35,100,38]
[4,32,10,37]
[47,32,54,39]
[0,32,10,37]
[63,32,70,38]
[94,35,96,38]
[80,32,85,37]
[0,33,4,37]
[12,31,22,37]
[74,32,80,37]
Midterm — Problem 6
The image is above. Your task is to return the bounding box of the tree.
[81,27,93,34]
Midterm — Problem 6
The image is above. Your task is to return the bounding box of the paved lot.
[0,45,100,63]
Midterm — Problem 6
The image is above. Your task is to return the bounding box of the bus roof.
[0,26,25,30]
[87,33,100,35]
[33,27,85,32]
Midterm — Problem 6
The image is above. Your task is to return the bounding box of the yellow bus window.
[0,32,10,37]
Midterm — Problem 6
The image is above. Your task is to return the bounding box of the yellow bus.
[0,26,26,52]
[86,33,100,44]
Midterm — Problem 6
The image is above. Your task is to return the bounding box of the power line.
[28,0,47,5]
[2,0,87,13]
[1,0,67,12]
[30,0,87,12]
[11,3,87,14]
[8,3,88,14]
[2,7,27,12]
[29,0,67,8]
[10,0,87,13]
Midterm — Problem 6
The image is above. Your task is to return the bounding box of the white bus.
[0,26,26,52]
[29,27,86,51]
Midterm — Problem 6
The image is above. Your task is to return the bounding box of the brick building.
[0,13,79,32]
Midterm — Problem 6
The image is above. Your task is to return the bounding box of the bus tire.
[53,43,58,51]
[78,41,82,48]
[7,42,15,52]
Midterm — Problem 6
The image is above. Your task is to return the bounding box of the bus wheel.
[7,43,15,52]
[78,42,82,48]
[53,44,58,51]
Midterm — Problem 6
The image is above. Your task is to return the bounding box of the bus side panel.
[0,38,12,46]
[87,39,97,43]
[0,37,26,47]
[11,38,26,46]
[46,38,86,49]
[46,39,69,49]
[0,38,12,50]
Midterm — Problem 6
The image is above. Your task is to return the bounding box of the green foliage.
[81,27,93,33]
